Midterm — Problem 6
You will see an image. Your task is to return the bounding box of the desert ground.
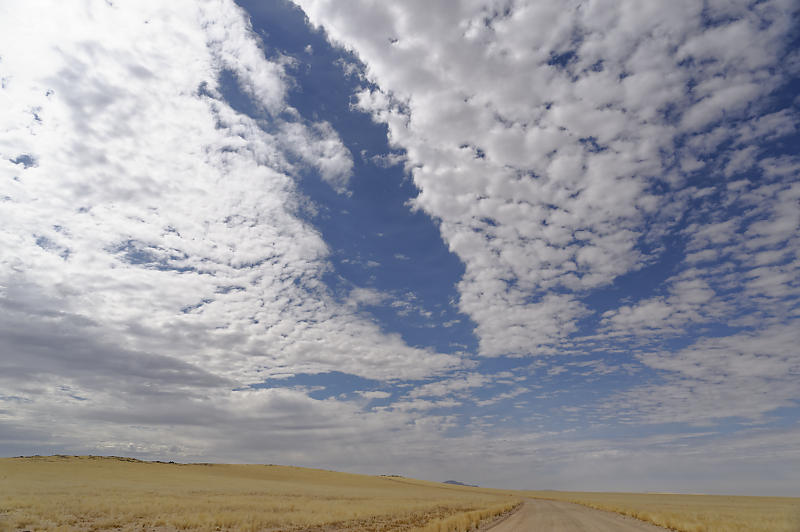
[1,456,798,531]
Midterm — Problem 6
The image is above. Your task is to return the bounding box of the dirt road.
[486,499,667,531]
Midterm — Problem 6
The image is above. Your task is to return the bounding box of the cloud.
[474,387,528,407]
[356,390,391,400]
[345,286,388,307]
[0,0,471,470]
[599,277,721,338]
[1,0,798,495]
[284,2,800,492]
[369,151,406,168]
[279,120,354,193]
[294,0,798,359]
[407,373,490,399]
[609,325,800,425]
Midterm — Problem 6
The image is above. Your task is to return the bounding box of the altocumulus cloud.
[0,0,799,494]
[0,0,459,464]
[291,0,800,491]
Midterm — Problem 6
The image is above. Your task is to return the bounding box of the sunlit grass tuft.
[414,500,519,532]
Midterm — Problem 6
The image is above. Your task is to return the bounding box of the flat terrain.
[0,456,517,531]
[522,491,800,532]
[486,499,668,531]
[2,456,798,531]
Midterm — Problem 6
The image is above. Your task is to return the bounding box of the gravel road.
[486,499,668,531]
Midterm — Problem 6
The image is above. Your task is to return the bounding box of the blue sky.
[1,0,799,495]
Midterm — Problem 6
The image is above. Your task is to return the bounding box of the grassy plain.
[522,490,800,532]
[0,456,518,531]
[3,456,798,532]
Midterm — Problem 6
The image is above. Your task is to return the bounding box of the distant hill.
[443,480,478,487]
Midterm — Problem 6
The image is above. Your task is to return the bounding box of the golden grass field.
[0,456,518,531]
[522,490,800,532]
[2,456,799,532]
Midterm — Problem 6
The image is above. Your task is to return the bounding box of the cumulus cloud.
[294,0,798,359]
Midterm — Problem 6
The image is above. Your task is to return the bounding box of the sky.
[0,0,798,495]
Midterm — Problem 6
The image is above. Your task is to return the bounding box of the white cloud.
[288,5,800,493]
[369,151,406,168]
[356,390,391,400]
[279,120,354,193]
[1,0,798,495]
[0,0,465,462]
[345,286,388,307]
[600,276,722,338]
[407,373,490,399]
[294,0,798,357]
[474,386,528,407]
[609,325,800,425]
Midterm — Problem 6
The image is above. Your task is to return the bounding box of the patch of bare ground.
[485,499,669,531]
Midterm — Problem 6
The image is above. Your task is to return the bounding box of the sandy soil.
[485,499,670,531]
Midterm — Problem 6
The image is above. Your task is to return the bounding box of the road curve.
[486,499,668,531]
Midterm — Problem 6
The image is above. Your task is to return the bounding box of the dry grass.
[4,455,796,532]
[413,501,518,532]
[521,490,800,532]
[0,456,518,531]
